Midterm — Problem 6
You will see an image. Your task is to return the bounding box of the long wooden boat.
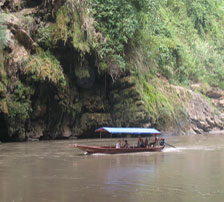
[74,144,165,154]
[74,127,165,154]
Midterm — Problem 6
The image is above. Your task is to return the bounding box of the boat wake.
[163,147,179,152]
[92,152,154,156]
[92,153,108,156]
[178,146,216,151]
[163,146,218,152]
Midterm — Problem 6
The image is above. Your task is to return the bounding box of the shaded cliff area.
[0,0,223,142]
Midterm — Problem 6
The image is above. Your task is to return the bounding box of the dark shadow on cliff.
[0,113,9,142]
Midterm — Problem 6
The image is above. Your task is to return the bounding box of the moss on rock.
[74,112,112,137]
[24,50,66,87]
[109,76,150,127]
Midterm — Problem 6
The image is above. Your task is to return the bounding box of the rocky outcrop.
[186,91,223,134]
[76,112,112,137]
[72,88,112,137]
[3,9,37,51]
[206,88,223,99]
[190,84,224,111]
[207,88,224,110]
[166,85,224,135]
[0,13,31,141]
[109,76,150,127]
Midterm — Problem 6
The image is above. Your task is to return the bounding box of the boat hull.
[73,144,165,154]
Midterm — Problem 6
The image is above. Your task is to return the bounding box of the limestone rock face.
[3,12,36,52]
[75,65,95,89]
[206,88,223,99]
[211,93,224,110]
[109,76,150,127]
[26,122,43,140]
[62,125,72,138]
[74,113,113,137]
[163,84,223,135]
[80,89,107,113]
[71,76,152,137]
[0,0,6,7]
[113,76,136,89]
[219,99,224,108]
[180,90,223,134]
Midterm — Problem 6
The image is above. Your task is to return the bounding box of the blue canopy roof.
[95,127,160,135]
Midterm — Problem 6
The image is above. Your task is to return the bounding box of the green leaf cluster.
[6,82,34,121]
[50,0,98,53]
[137,0,224,89]
[0,14,8,50]
[90,0,159,70]
[25,50,66,87]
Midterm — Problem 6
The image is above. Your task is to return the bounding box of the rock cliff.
[0,0,223,142]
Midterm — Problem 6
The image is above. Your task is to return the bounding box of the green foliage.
[70,8,90,52]
[192,40,224,88]
[0,51,7,99]
[25,50,66,87]
[52,6,69,45]
[0,82,7,97]
[6,82,34,121]
[137,77,191,129]
[138,79,176,127]
[91,0,138,58]
[7,100,31,121]
[36,24,54,49]
[185,0,221,38]
[38,0,223,89]
[90,0,159,70]
[136,0,224,89]
[0,14,8,50]
[51,0,98,53]
[0,55,7,83]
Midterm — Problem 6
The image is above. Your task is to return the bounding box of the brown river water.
[1,134,224,202]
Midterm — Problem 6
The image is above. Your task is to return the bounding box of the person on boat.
[140,139,145,147]
[137,136,141,147]
[137,136,144,148]
[144,138,149,147]
[123,140,130,148]
[116,140,121,148]
[148,137,153,147]
[159,138,165,146]
[152,136,158,147]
